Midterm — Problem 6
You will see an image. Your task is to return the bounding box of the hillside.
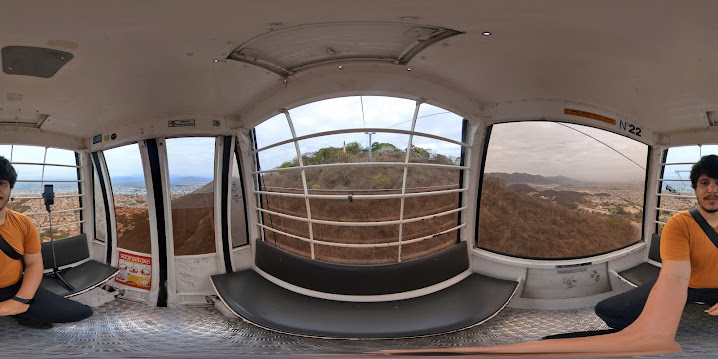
[262,142,459,190]
[479,177,639,258]
[486,172,582,185]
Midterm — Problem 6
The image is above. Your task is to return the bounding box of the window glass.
[45,148,77,166]
[9,145,46,163]
[252,96,465,264]
[166,137,216,255]
[104,144,151,254]
[0,145,11,158]
[231,150,248,247]
[254,113,293,149]
[414,104,463,142]
[479,121,648,259]
[93,167,107,242]
[290,96,417,138]
[256,142,298,171]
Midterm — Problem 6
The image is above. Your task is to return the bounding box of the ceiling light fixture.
[482,31,492,36]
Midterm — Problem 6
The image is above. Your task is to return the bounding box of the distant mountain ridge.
[111,175,212,184]
[485,172,581,185]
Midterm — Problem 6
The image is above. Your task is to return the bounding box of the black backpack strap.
[0,233,22,260]
[688,208,718,249]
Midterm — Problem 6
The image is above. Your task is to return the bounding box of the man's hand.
[705,302,718,315]
[0,299,29,316]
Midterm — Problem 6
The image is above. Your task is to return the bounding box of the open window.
[4,145,83,242]
[252,96,468,264]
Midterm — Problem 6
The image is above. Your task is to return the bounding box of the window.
[92,166,107,242]
[231,147,249,247]
[104,144,151,254]
[656,145,718,234]
[478,122,648,259]
[166,137,216,255]
[252,96,467,264]
[5,145,82,242]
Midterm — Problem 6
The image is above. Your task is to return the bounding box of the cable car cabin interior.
[2,1,718,358]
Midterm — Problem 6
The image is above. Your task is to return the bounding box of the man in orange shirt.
[594,154,718,329]
[0,156,92,329]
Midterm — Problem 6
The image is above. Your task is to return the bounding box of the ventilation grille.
[0,113,49,128]
[228,22,462,76]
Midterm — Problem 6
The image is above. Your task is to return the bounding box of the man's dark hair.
[690,154,718,189]
[0,156,17,188]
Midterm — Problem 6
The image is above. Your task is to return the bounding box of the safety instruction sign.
[116,251,152,290]
[168,119,195,127]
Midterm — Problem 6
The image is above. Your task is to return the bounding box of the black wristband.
[11,296,34,305]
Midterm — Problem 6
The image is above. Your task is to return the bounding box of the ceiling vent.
[228,22,463,76]
[0,112,49,128]
[707,111,718,126]
[2,46,73,78]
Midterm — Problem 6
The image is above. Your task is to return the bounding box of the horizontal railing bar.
[257,223,463,248]
[36,219,84,231]
[257,206,466,226]
[255,188,467,200]
[654,207,683,214]
[660,162,699,166]
[11,162,80,168]
[12,194,83,200]
[254,161,468,174]
[260,184,458,193]
[16,180,82,183]
[25,207,83,216]
[254,127,468,154]
[656,192,695,199]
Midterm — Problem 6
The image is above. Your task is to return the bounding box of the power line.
[556,123,645,170]
[360,96,366,128]
[387,111,451,129]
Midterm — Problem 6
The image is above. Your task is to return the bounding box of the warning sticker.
[168,119,196,127]
[116,251,152,290]
[564,108,616,126]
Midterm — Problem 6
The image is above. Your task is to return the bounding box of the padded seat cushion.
[211,270,518,339]
[41,260,119,297]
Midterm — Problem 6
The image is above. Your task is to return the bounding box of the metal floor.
[2,298,716,359]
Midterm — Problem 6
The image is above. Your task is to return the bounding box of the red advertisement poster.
[116,251,152,290]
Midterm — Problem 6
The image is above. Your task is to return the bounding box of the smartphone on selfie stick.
[43,184,74,290]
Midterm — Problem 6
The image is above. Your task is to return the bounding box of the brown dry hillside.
[479,177,639,258]
[115,187,216,256]
[259,144,462,264]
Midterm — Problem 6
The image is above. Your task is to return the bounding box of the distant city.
[11,179,211,195]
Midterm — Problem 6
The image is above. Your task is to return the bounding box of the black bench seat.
[614,233,662,287]
[616,262,660,287]
[211,241,519,339]
[40,234,119,297]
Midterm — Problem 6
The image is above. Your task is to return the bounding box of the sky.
[484,122,649,183]
[254,96,464,170]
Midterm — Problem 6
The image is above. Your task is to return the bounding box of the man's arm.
[375,260,690,357]
[0,251,43,316]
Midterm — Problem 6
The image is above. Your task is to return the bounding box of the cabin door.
[162,137,226,305]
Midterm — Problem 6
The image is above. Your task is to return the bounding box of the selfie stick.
[43,184,74,291]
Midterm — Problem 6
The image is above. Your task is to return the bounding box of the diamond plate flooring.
[1,299,716,358]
